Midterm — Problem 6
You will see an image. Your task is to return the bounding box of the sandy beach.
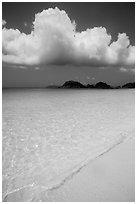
[2,89,135,202]
[43,137,135,202]
[2,1,135,202]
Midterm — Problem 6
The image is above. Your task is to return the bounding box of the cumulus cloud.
[2,19,6,26]
[2,7,135,71]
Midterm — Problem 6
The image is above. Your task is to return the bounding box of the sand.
[3,90,135,202]
[43,137,135,202]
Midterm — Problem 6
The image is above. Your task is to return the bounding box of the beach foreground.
[43,137,135,202]
[3,89,135,201]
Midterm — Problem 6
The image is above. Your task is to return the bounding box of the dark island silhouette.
[122,82,135,89]
[61,81,86,88]
[94,82,111,89]
[47,81,135,89]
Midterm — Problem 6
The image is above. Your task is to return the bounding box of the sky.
[2,2,135,87]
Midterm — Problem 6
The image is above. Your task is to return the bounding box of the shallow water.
[2,89,135,201]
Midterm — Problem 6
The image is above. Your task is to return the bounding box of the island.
[122,82,135,89]
[46,81,135,89]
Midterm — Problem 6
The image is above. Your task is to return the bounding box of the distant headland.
[47,81,135,89]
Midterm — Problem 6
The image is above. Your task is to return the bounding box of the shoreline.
[43,137,135,202]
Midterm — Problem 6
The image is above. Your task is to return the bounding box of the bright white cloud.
[2,7,135,71]
[2,19,6,26]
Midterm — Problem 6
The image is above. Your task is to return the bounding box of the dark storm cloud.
[2,7,135,72]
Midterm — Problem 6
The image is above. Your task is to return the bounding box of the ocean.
[2,89,135,201]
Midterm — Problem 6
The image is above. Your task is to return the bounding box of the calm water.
[2,89,135,201]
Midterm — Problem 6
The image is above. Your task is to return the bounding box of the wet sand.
[44,137,135,202]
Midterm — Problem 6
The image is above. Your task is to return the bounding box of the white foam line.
[41,134,134,193]
[3,133,134,201]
